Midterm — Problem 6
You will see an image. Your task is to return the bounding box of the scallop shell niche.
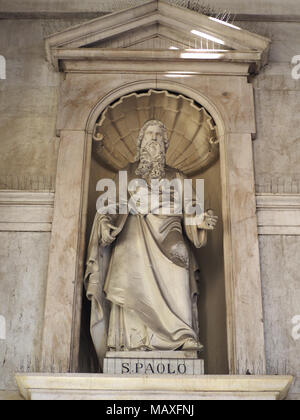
[93,89,219,176]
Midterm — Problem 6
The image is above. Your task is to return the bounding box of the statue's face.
[141,124,165,159]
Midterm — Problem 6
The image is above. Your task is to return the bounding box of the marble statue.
[84,120,218,364]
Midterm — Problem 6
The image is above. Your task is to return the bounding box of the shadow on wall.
[196,159,228,374]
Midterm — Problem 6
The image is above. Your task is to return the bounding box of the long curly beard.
[135,146,166,182]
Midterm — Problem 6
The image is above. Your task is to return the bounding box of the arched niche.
[81,89,227,374]
[41,0,269,377]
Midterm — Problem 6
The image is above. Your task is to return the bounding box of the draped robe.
[84,163,207,363]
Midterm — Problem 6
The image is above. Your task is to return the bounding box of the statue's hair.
[135,120,169,161]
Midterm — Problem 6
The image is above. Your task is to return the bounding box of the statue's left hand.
[101,221,118,247]
[197,210,218,231]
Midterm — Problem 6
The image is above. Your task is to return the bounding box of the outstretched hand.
[197,210,218,231]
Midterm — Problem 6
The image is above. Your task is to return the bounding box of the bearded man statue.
[84,120,218,366]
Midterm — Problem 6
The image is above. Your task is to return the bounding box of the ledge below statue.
[15,373,293,400]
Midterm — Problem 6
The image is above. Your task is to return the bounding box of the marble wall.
[241,21,300,193]
[259,236,300,400]
[0,19,85,189]
[0,232,50,390]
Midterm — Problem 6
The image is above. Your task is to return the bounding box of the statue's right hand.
[101,222,118,247]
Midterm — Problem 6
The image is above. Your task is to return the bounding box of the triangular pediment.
[81,24,233,51]
[45,0,270,71]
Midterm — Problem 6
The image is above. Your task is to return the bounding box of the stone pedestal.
[103,351,204,375]
[15,373,293,400]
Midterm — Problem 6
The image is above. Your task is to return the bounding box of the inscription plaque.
[103,352,204,375]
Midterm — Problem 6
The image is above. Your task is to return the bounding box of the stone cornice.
[0,190,300,235]
[58,49,261,76]
[0,191,54,232]
[256,194,300,210]
[0,191,55,206]
[256,194,300,235]
[1,12,299,22]
[0,0,299,20]
[15,373,293,400]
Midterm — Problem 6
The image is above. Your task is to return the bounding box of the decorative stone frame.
[41,0,271,376]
